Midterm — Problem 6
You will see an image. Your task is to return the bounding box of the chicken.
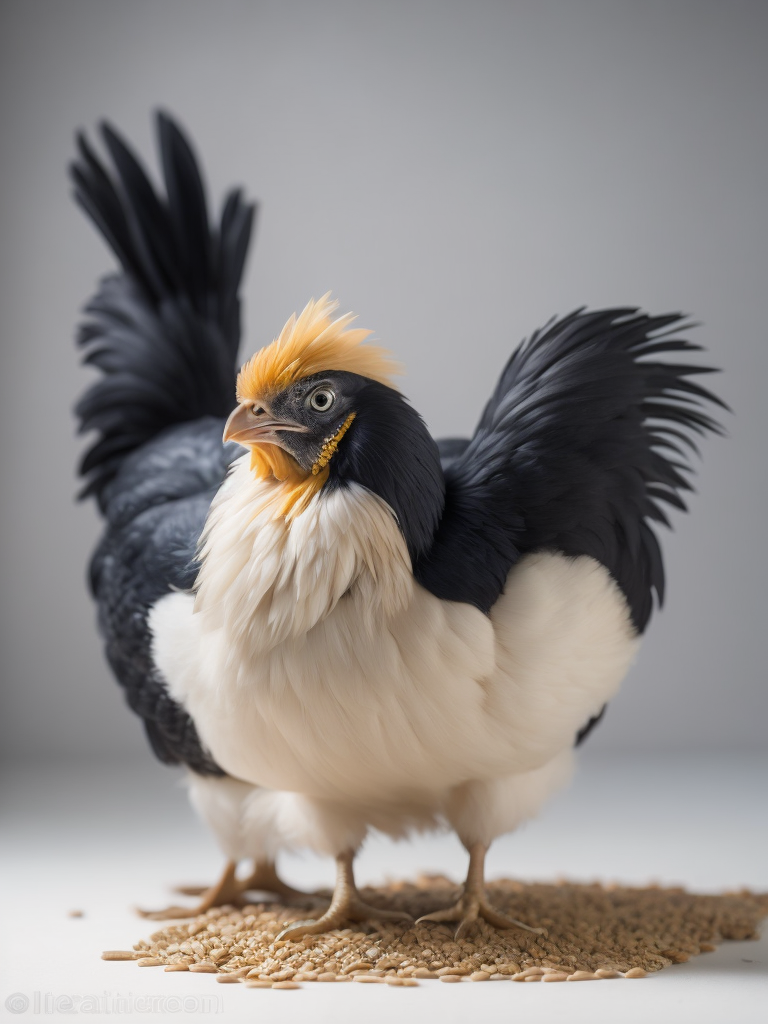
[72,113,724,936]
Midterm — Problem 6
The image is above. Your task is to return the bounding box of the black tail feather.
[71,113,256,505]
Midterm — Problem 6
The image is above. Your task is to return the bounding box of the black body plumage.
[72,113,254,773]
[72,114,724,774]
[91,422,239,773]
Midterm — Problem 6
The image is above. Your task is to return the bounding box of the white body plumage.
[150,455,639,860]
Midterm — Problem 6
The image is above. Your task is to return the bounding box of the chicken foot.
[173,858,309,901]
[139,859,244,920]
[416,842,545,939]
[139,858,312,920]
[276,849,412,940]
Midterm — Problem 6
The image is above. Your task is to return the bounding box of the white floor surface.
[1,750,766,1023]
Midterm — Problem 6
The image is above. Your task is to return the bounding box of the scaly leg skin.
[239,858,315,901]
[416,842,546,940]
[139,860,244,920]
[174,858,312,902]
[276,849,413,941]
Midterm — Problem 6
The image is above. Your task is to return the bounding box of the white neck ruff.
[194,457,413,656]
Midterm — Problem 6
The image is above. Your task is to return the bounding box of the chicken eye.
[308,388,335,412]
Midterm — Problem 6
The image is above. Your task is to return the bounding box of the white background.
[1,0,766,759]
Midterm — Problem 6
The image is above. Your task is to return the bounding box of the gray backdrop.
[1,0,765,762]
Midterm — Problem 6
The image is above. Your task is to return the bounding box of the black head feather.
[323,378,446,563]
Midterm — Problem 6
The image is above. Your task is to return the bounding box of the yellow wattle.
[311,413,357,476]
[247,412,356,518]
[246,443,322,520]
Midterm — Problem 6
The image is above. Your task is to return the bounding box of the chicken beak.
[223,402,307,447]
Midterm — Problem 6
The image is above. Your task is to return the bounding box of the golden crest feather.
[236,294,401,402]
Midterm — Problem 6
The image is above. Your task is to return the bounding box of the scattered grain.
[106,877,767,989]
[661,949,690,963]
[512,967,545,980]
[342,961,373,974]
[270,968,296,981]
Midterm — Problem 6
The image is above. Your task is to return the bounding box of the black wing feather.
[416,309,725,633]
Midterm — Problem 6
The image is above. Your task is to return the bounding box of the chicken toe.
[276,850,412,940]
[416,843,545,939]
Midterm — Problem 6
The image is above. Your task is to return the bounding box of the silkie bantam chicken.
[72,113,724,939]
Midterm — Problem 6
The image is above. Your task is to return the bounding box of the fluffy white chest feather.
[150,458,639,807]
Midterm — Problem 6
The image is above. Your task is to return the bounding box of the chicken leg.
[173,858,309,901]
[276,849,412,941]
[139,859,244,920]
[139,858,311,920]
[239,858,313,900]
[416,842,545,939]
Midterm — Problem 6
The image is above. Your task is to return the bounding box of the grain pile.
[103,875,767,987]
